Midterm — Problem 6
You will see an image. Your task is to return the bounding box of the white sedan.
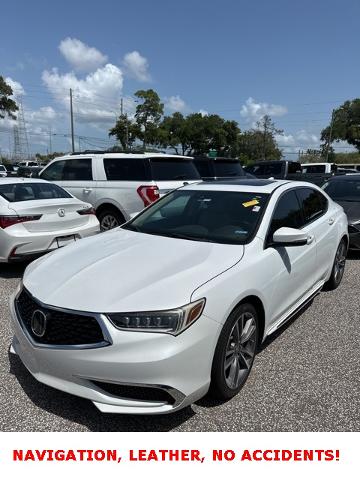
[0,178,99,262]
[10,179,348,414]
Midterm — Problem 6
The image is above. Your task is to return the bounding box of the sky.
[0,0,359,158]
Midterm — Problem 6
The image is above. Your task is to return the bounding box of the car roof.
[0,177,50,185]
[182,179,292,193]
[53,153,193,160]
[327,174,360,181]
[301,162,334,166]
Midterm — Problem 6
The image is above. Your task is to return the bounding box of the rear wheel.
[325,238,347,290]
[97,208,125,231]
[210,303,258,400]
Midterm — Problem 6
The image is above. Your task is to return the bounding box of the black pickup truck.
[244,160,339,186]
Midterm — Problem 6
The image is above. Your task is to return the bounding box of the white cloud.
[5,77,25,97]
[28,106,58,123]
[164,95,190,113]
[42,64,124,126]
[59,38,108,72]
[240,97,287,126]
[275,133,295,146]
[123,51,151,82]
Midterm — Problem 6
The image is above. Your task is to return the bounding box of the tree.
[299,149,323,164]
[109,114,139,150]
[321,100,360,152]
[134,89,164,148]
[0,76,18,120]
[238,128,282,163]
[255,115,283,161]
[158,112,242,156]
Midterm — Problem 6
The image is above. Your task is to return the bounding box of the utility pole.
[326,109,335,163]
[70,88,75,153]
[120,97,124,116]
[49,126,52,155]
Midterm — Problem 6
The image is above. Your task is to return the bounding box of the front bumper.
[9,289,221,414]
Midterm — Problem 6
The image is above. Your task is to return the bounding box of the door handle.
[83,188,92,194]
[328,218,335,225]
[307,234,314,244]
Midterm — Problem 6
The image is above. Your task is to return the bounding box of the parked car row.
[9,178,349,414]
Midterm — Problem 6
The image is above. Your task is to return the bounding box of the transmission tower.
[12,99,30,162]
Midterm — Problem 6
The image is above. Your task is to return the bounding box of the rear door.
[148,157,201,196]
[40,157,96,205]
[295,187,336,282]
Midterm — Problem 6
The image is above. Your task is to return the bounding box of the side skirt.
[265,280,324,338]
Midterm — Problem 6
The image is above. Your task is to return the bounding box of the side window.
[288,162,302,174]
[268,190,303,240]
[264,163,282,176]
[62,158,93,181]
[296,188,328,224]
[40,160,66,181]
[104,157,148,180]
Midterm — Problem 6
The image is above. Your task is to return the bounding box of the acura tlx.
[10,179,348,414]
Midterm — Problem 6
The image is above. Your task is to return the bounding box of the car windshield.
[123,189,269,244]
[323,179,360,202]
[0,182,72,202]
[0,166,6,171]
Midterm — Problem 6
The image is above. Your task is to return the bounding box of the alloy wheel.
[334,241,346,283]
[224,312,257,389]
[100,214,120,231]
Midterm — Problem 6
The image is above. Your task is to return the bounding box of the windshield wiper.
[152,231,216,243]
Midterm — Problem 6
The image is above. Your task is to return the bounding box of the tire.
[97,208,125,231]
[324,238,347,290]
[210,303,259,400]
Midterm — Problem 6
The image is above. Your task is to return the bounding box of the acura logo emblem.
[31,310,47,338]
[58,208,65,217]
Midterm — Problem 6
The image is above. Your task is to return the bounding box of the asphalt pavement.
[0,255,359,432]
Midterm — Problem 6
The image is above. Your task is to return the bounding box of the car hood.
[336,200,360,223]
[23,228,244,312]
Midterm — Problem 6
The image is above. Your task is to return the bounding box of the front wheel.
[324,238,347,290]
[210,303,258,400]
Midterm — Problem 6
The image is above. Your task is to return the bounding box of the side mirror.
[272,227,309,247]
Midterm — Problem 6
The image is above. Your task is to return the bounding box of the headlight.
[107,298,205,335]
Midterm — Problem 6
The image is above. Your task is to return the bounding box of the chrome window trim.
[14,287,113,350]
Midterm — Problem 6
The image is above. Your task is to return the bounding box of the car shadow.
[0,262,29,279]
[8,350,196,432]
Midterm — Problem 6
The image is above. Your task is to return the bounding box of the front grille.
[91,381,176,404]
[16,289,107,346]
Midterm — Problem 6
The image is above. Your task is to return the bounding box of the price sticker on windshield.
[242,198,260,208]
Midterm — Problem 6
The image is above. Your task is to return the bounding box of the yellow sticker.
[242,199,259,208]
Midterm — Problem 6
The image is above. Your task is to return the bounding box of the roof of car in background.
[53,152,193,160]
[326,174,360,181]
[0,177,50,185]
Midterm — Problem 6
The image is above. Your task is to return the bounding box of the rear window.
[0,166,6,171]
[104,157,149,181]
[149,157,201,181]
[213,160,244,177]
[302,164,326,174]
[0,183,72,202]
[194,160,212,178]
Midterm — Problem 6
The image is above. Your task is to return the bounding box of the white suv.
[39,152,200,230]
